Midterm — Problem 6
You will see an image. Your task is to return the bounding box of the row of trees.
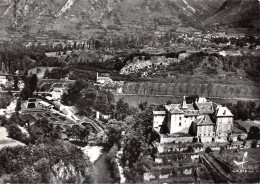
[0,43,62,75]
[226,101,260,121]
[100,100,162,183]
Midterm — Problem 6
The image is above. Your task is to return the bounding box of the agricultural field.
[114,94,183,108]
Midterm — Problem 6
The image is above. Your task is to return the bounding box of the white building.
[153,96,234,142]
[96,72,113,84]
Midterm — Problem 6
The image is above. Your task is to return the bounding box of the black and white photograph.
[0,0,259,184]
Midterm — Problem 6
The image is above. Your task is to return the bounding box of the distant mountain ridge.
[0,0,258,40]
[204,0,259,30]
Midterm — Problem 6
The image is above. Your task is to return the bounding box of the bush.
[5,123,29,144]
[107,145,121,182]
[205,147,213,153]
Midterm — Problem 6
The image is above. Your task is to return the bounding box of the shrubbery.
[0,141,91,183]
[107,145,121,182]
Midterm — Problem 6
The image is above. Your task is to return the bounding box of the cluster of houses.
[153,96,238,143]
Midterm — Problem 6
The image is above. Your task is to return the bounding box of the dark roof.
[165,104,185,114]
[194,115,214,126]
[27,103,36,108]
[186,104,195,110]
[195,102,214,114]
[216,106,233,117]
[185,110,199,116]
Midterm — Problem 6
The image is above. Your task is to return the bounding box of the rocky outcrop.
[50,160,86,184]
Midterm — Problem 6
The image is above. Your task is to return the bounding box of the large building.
[153,96,234,143]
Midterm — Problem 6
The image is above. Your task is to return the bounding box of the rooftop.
[153,111,166,115]
[184,110,199,116]
[216,106,233,117]
[194,115,214,126]
[165,104,185,114]
[195,102,214,114]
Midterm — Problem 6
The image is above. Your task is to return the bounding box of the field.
[114,94,183,107]
[122,81,260,100]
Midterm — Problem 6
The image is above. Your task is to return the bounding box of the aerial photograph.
[0,0,259,184]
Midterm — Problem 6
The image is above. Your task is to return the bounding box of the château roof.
[186,104,195,110]
[184,110,199,116]
[153,111,166,115]
[195,102,214,114]
[216,106,234,117]
[194,115,214,126]
[165,104,185,114]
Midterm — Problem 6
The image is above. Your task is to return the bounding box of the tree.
[15,98,22,111]
[248,126,260,140]
[113,99,131,121]
[13,76,19,90]
[20,86,33,100]
[102,120,126,150]
[29,118,61,144]
[12,167,42,184]
[138,101,148,111]
[43,69,49,79]
[6,124,24,141]
[29,74,38,93]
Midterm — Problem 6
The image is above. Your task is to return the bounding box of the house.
[215,105,234,139]
[96,72,113,84]
[153,96,234,143]
[193,115,215,143]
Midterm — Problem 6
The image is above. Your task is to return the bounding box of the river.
[88,151,115,184]
[72,142,115,184]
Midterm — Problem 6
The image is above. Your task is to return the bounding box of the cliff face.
[0,0,223,39]
[50,160,87,184]
[122,82,260,99]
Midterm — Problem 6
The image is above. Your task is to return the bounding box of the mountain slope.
[203,0,259,30]
[0,0,223,39]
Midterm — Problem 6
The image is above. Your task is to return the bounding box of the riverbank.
[81,145,103,163]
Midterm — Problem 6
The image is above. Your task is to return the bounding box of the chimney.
[182,96,188,109]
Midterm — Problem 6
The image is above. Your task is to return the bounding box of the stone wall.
[143,166,196,182]
[160,136,194,144]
